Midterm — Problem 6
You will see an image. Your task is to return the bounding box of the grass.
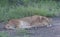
[0,31,8,37]
[0,1,60,22]
[0,29,30,37]
[16,29,29,35]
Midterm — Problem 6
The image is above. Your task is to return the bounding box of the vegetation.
[0,0,60,22]
[0,31,8,37]
[16,29,29,35]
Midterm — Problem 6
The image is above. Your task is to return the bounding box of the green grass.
[16,29,32,37]
[0,31,8,37]
[0,1,60,22]
[0,29,30,37]
[16,29,29,35]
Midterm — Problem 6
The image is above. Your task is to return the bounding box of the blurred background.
[0,0,60,22]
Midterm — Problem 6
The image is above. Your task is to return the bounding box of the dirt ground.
[0,17,60,37]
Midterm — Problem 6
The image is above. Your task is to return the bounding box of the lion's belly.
[18,21,32,28]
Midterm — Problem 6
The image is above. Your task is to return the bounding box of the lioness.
[5,15,52,30]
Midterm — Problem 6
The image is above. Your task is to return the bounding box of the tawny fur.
[5,15,52,29]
